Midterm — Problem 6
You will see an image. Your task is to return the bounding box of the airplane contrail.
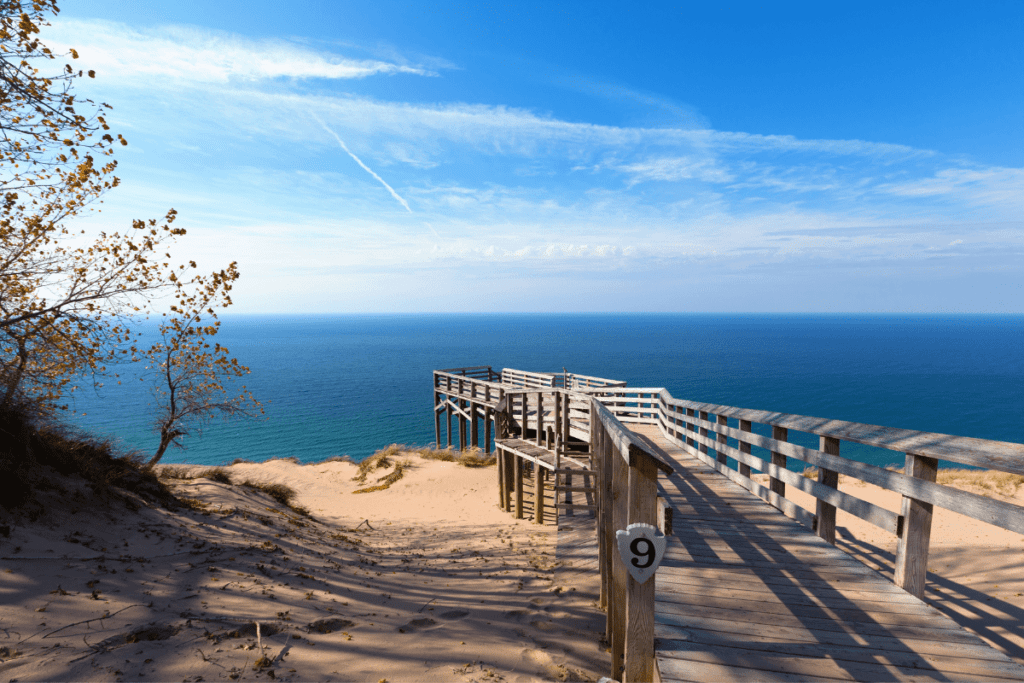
[314,115,412,213]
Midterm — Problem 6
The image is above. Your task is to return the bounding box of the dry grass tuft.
[353,460,410,494]
[801,467,845,484]
[937,468,1024,498]
[240,481,310,516]
[352,445,402,483]
[195,468,232,484]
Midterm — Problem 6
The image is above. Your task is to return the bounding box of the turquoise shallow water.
[66,313,1024,468]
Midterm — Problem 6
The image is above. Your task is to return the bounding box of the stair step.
[554,486,596,493]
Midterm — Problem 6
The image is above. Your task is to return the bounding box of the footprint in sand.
[307,617,354,634]
[437,610,469,620]
[398,617,438,632]
[502,609,532,622]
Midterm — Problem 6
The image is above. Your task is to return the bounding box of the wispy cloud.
[47,19,1024,311]
[314,116,412,212]
[47,19,437,83]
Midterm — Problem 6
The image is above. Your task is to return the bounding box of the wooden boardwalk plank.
[625,425,1024,683]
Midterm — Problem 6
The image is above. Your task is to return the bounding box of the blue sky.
[50,1,1024,312]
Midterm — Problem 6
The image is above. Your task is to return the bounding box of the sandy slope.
[0,457,607,682]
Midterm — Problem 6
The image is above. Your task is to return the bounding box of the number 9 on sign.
[616,523,666,584]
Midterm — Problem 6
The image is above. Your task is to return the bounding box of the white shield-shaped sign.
[616,523,666,584]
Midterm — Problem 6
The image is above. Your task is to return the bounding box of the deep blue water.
[66,314,1024,469]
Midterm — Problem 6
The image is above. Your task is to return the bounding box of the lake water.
[66,314,1024,469]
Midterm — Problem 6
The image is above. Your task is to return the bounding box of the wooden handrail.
[435,367,1024,605]
[583,383,1024,599]
[590,397,672,681]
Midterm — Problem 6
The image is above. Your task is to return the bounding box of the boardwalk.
[630,424,1024,682]
[433,366,1024,682]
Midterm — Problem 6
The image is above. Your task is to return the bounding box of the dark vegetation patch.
[0,402,175,517]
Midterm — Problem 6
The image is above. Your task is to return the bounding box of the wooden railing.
[556,371,629,390]
[585,385,1024,599]
[433,370,506,451]
[501,367,556,388]
[435,366,1024,677]
[589,399,673,682]
[489,384,674,681]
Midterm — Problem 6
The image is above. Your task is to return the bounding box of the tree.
[0,1,260,468]
[141,261,263,468]
[0,0,124,196]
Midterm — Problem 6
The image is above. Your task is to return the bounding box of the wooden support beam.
[434,385,441,449]
[514,454,524,520]
[771,425,788,498]
[895,452,938,598]
[738,419,753,478]
[484,405,492,454]
[470,400,479,450]
[497,448,506,510]
[535,467,545,524]
[624,453,658,683]
[553,391,561,463]
[816,436,841,544]
[503,444,514,511]
[459,397,467,451]
[520,393,528,440]
[536,392,544,447]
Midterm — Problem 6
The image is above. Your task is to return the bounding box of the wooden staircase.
[494,438,597,522]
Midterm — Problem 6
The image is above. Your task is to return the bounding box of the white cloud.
[46,19,436,83]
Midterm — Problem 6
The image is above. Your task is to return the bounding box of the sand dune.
[0,455,607,682]
[4,451,1023,681]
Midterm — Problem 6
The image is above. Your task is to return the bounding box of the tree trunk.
[146,428,178,469]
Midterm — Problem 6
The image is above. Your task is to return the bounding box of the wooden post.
[590,407,607,608]
[484,406,492,454]
[698,411,710,456]
[484,387,492,454]
[609,435,629,680]
[561,392,569,454]
[686,409,697,449]
[816,437,841,544]
[894,453,938,598]
[535,467,545,524]
[514,454,524,520]
[536,392,544,447]
[520,393,528,440]
[470,401,479,450]
[739,419,752,478]
[624,453,658,683]
[434,376,441,449]
[503,446,514,511]
[716,414,728,465]
[770,425,788,497]
[557,393,565,456]
[497,447,506,509]
[459,397,467,451]
[446,399,453,449]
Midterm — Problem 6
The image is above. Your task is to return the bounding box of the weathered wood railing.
[583,385,1024,598]
[589,399,674,682]
[435,365,1024,677]
[489,385,675,681]
[433,369,506,451]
